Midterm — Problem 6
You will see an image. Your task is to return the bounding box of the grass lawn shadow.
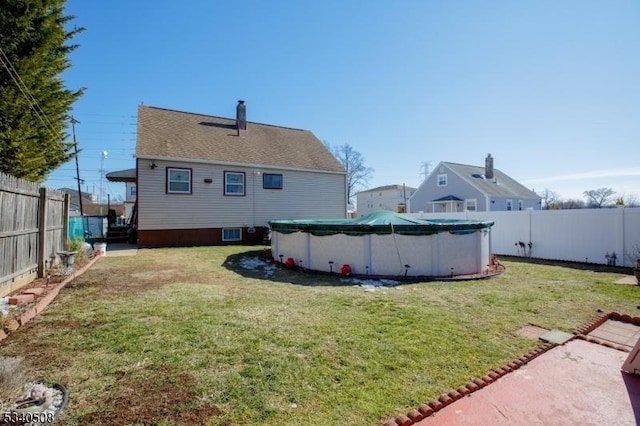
[502,255,635,275]
[222,249,404,287]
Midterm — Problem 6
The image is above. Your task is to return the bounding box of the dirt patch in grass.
[78,370,221,425]
[64,262,199,296]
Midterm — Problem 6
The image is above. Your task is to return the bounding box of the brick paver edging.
[0,256,102,343]
[574,311,640,352]
[382,341,558,426]
[382,309,640,426]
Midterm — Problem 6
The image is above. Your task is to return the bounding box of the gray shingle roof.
[106,168,136,182]
[136,105,345,173]
[445,162,540,199]
[357,184,417,194]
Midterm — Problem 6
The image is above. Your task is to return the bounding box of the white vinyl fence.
[405,208,640,267]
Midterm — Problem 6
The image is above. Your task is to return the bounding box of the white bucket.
[94,242,107,256]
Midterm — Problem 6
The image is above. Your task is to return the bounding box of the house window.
[167,168,192,194]
[518,200,524,211]
[506,199,513,211]
[222,228,242,242]
[466,199,477,211]
[437,174,447,187]
[263,173,283,189]
[130,185,137,197]
[224,171,245,195]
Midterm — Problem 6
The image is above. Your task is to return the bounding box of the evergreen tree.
[0,0,83,181]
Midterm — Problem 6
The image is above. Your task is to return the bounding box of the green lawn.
[0,246,637,425]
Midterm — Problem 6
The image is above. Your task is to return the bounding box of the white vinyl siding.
[137,160,346,230]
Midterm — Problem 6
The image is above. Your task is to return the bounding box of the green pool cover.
[269,210,494,236]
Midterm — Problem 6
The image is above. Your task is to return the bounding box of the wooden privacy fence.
[0,172,69,294]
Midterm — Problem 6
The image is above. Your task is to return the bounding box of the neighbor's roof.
[444,162,540,199]
[78,204,125,216]
[432,195,464,202]
[136,105,345,173]
[106,168,136,183]
[357,184,418,194]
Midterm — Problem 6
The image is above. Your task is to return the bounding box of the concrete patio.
[386,313,640,426]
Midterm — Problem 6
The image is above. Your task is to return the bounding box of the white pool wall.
[272,227,491,277]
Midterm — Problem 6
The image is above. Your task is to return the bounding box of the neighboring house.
[58,187,96,212]
[135,101,347,247]
[409,154,541,213]
[356,184,417,217]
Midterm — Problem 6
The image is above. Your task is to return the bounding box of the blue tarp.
[68,216,107,242]
[68,217,85,241]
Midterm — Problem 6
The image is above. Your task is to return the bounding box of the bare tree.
[583,187,616,208]
[624,193,640,208]
[559,199,586,209]
[538,188,560,210]
[326,143,374,207]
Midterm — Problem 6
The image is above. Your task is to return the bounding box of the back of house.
[135,102,347,247]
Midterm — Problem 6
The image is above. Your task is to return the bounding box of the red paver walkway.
[588,319,640,351]
[416,339,640,425]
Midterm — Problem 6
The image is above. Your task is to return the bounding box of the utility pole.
[99,150,108,205]
[71,116,83,215]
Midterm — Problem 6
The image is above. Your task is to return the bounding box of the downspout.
[344,173,349,218]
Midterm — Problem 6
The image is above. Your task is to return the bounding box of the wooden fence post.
[63,193,70,250]
[37,187,47,278]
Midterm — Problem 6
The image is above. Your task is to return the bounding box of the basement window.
[222,228,242,242]
[167,168,192,194]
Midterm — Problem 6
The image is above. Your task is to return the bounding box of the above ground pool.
[269,210,496,279]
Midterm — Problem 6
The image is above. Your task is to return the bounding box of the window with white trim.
[466,199,477,211]
[263,173,283,189]
[506,199,513,211]
[518,200,524,211]
[224,171,245,195]
[437,174,447,187]
[222,228,242,242]
[167,168,191,194]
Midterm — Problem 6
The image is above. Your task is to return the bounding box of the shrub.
[68,237,89,264]
[0,356,28,405]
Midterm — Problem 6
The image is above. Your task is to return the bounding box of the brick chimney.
[236,100,247,135]
[485,153,494,179]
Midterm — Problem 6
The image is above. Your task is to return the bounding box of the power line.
[0,46,59,140]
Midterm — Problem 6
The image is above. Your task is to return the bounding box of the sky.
[45,0,640,204]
